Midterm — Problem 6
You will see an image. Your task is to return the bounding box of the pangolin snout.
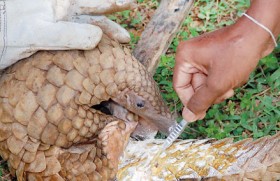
[95,100,176,139]
[112,90,177,136]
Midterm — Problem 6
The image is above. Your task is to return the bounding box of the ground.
[0,0,279,179]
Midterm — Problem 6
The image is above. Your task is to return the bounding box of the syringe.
[161,119,188,151]
[151,119,188,167]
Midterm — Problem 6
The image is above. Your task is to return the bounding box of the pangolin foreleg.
[57,119,137,181]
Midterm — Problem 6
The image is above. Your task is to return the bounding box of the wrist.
[234,16,275,58]
[229,10,279,62]
[238,0,280,57]
[246,0,280,37]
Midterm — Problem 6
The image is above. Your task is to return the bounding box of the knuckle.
[176,42,186,53]
[176,42,193,59]
[173,84,180,92]
[173,86,179,93]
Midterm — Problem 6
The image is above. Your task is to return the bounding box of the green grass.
[0,160,12,180]
[117,0,280,141]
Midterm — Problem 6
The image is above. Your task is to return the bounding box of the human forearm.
[247,0,280,36]
[236,0,280,57]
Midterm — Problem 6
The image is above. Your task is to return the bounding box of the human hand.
[0,0,136,69]
[173,13,278,122]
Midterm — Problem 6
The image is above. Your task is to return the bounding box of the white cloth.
[0,0,136,69]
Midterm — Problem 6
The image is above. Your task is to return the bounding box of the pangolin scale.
[0,35,175,181]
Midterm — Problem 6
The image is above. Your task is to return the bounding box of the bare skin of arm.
[173,0,280,122]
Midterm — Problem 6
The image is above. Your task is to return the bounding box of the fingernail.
[183,107,197,122]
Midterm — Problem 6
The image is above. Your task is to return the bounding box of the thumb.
[70,15,131,43]
[35,21,103,50]
[182,84,224,122]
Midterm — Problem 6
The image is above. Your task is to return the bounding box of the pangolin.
[1,34,278,181]
[0,35,176,181]
[117,133,280,181]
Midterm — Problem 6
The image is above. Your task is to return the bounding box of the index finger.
[72,0,137,15]
[173,61,199,106]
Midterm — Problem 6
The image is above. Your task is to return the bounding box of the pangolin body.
[117,133,280,181]
[0,36,175,181]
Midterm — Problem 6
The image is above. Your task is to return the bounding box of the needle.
[161,119,188,151]
[151,119,188,167]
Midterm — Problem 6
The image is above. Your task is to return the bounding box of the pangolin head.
[110,59,176,136]
[112,87,175,136]
[90,35,177,138]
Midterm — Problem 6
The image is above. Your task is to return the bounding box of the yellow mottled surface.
[117,134,280,181]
